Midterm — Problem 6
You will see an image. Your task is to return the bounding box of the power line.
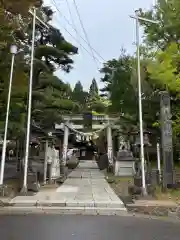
[52,0,106,62]
[51,0,105,62]
[65,0,80,46]
[53,15,103,65]
[72,0,99,68]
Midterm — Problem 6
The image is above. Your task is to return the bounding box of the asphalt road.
[0,215,180,240]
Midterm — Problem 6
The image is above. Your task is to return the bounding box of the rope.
[65,116,120,137]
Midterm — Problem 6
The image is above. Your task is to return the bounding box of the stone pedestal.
[115,150,135,177]
[115,161,135,177]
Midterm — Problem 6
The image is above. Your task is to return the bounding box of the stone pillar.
[51,147,60,180]
[43,139,48,185]
[48,145,53,184]
[160,91,174,189]
[61,123,69,176]
[107,125,113,165]
[49,163,53,184]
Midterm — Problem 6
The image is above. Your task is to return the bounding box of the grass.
[105,173,133,198]
[155,186,180,202]
[151,162,180,170]
[105,173,133,184]
[105,173,180,203]
[2,178,21,198]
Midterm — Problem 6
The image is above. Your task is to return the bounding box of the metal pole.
[0,45,17,187]
[135,11,147,195]
[21,8,36,194]
[28,10,49,29]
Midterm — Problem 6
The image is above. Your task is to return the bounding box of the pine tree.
[89,78,98,98]
[72,81,88,106]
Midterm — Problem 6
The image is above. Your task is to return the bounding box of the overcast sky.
[44,0,154,90]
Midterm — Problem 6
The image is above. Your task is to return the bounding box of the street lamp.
[130,11,158,196]
[0,44,18,188]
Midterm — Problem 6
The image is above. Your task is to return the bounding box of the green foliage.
[100,48,162,134]
[0,1,78,138]
[88,78,106,113]
[147,43,180,92]
[89,78,98,98]
[71,81,88,110]
[100,51,137,115]
[138,0,180,152]
[138,0,180,50]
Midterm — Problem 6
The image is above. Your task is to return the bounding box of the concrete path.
[8,160,126,215]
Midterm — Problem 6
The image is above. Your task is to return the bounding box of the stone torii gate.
[55,114,121,169]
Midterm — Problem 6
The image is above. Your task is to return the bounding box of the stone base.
[114,161,134,177]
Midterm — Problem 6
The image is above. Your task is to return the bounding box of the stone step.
[7,160,127,216]
[9,199,125,209]
[0,206,127,216]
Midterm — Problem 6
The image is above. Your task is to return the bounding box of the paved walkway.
[9,160,126,215]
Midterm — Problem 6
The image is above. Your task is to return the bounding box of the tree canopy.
[2,0,180,159]
[98,0,180,155]
[0,0,78,137]
[139,0,180,147]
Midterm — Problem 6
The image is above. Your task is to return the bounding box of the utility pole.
[130,11,158,196]
[21,7,36,194]
[21,8,50,194]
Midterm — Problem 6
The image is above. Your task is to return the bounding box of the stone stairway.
[8,160,127,215]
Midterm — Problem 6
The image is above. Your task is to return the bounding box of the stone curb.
[10,202,126,209]
[0,199,127,216]
[0,199,13,207]
[0,206,127,216]
[6,200,125,208]
[126,204,180,219]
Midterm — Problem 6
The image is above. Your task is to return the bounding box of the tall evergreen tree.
[72,81,88,106]
[89,78,98,98]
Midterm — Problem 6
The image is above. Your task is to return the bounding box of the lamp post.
[130,11,158,196]
[0,44,17,189]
